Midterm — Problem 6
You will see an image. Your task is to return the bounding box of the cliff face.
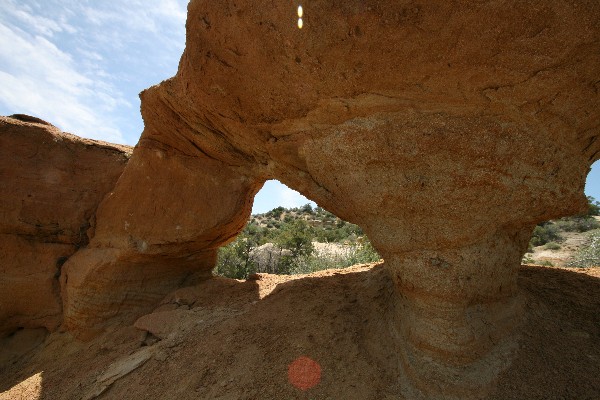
[0,115,131,336]
[4,0,597,398]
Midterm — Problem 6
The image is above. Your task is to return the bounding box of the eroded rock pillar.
[384,228,531,398]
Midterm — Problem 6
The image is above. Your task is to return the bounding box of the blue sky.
[0,0,311,214]
[0,0,597,214]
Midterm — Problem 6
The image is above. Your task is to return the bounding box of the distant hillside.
[215,204,379,279]
[216,198,600,280]
[249,204,363,243]
[524,215,600,268]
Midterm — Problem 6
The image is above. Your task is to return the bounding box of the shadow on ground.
[1,264,598,399]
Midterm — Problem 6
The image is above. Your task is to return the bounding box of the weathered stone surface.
[133,309,193,340]
[0,235,72,335]
[0,115,130,335]
[61,144,262,333]
[61,1,600,398]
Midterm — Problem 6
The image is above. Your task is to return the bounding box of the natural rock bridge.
[2,1,599,398]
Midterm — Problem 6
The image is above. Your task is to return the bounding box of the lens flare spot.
[297,5,303,18]
[288,356,321,390]
[298,18,303,29]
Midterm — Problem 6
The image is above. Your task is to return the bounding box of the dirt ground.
[527,218,600,267]
[1,263,599,399]
[528,231,591,267]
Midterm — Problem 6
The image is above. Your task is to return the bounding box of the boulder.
[60,1,600,398]
[0,115,131,335]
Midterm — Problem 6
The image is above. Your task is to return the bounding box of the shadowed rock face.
[60,0,600,398]
[0,116,131,336]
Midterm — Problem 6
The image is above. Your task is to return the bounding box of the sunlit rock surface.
[0,115,131,336]
[51,0,600,397]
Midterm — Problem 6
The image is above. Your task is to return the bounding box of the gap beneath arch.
[585,161,600,201]
[217,180,380,279]
[252,180,316,214]
[523,160,600,267]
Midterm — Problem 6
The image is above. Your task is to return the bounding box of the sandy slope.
[529,231,592,266]
[527,218,600,267]
[1,264,599,399]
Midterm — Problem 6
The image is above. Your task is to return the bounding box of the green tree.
[276,219,314,258]
[214,223,266,279]
[274,219,314,273]
[301,203,314,214]
[587,196,600,216]
[530,223,561,247]
[267,206,285,219]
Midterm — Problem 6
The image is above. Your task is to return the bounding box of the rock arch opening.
[215,179,381,280]
[585,161,600,203]
[523,162,600,267]
[252,179,316,215]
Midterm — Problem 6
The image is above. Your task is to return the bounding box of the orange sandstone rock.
[58,0,600,398]
[0,115,130,336]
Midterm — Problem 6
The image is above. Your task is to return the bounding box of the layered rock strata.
[0,115,130,336]
[59,0,600,398]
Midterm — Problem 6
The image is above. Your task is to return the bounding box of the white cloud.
[0,21,125,143]
[154,0,188,22]
[1,0,76,37]
[0,0,188,145]
[80,0,186,52]
[278,185,313,209]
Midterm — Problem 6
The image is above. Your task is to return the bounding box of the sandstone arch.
[61,138,265,333]
[59,0,600,398]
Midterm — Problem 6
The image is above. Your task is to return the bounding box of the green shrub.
[522,254,534,264]
[215,206,382,279]
[586,196,600,216]
[555,216,600,233]
[215,233,381,279]
[289,238,381,275]
[214,234,259,279]
[530,223,561,247]
[300,203,314,214]
[528,197,600,251]
[566,230,600,268]
[544,242,561,250]
[266,206,285,219]
[343,239,381,266]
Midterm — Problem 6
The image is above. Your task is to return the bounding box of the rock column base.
[385,229,530,398]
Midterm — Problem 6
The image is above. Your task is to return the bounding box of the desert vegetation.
[523,196,600,267]
[565,230,600,267]
[214,204,380,279]
[216,197,600,279]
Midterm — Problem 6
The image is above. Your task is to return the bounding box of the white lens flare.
[298,5,303,18]
[298,18,303,29]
